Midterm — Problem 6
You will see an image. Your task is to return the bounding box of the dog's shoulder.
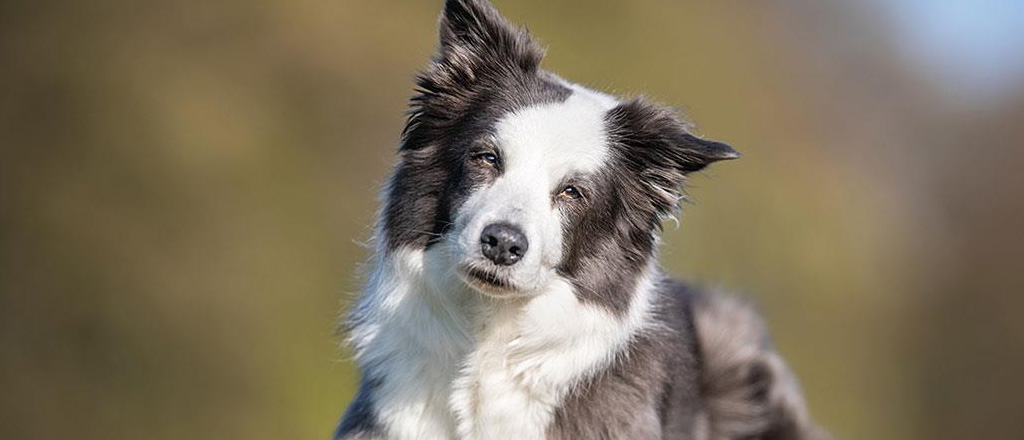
[549,279,832,440]
[333,379,383,440]
[546,278,702,439]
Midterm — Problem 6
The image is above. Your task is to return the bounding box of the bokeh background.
[2,0,1023,439]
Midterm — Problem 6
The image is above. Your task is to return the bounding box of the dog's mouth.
[460,265,518,295]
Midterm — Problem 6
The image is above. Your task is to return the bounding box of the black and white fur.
[335,1,831,439]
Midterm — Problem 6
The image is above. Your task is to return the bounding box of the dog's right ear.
[433,0,545,85]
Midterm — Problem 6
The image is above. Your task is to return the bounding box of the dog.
[334,1,831,439]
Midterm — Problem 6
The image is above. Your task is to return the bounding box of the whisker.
[407,228,445,238]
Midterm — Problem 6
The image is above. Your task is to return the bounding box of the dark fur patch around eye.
[555,167,657,315]
[381,5,571,251]
[554,101,737,315]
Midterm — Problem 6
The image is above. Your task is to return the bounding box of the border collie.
[335,1,831,439]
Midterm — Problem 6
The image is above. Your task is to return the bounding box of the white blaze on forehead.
[493,86,618,179]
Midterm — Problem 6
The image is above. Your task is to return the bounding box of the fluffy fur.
[334,1,831,439]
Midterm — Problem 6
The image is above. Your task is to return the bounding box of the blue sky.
[873,0,1024,101]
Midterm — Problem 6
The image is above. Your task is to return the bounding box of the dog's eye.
[471,152,499,167]
[558,185,583,200]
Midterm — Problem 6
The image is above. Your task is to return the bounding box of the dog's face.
[383,0,737,310]
[447,88,619,297]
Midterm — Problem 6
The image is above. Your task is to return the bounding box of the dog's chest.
[449,308,562,440]
[378,307,562,440]
[370,284,638,440]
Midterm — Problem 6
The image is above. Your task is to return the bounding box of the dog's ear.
[435,0,545,82]
[607,99,739,217]
[404,0,545,145]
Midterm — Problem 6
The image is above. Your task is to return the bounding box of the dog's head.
[382,0,737,311]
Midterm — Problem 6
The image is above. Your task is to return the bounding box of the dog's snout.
[480,223,529,266]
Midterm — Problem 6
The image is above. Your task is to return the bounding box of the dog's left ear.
[435,0,545,84]
[607,99,740,215]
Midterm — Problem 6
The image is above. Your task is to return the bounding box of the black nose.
[480,223,529,266]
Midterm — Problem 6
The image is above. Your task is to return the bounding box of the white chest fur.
[348,249,655,440]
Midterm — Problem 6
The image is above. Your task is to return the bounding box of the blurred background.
[2,0,1023,439]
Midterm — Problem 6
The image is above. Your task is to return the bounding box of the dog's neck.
[347,246,658,440]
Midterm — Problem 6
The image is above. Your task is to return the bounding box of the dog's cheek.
[438,160,494,231]
[535,207,565,270]
[554,203,588,273]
